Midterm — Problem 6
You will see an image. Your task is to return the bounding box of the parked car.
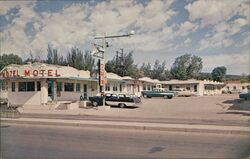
[239,93,250,100]
[171,88,194,97]
[0,98,8,105]
[89,93,141,108]
[228,89,242,94]
[141,88,174,99]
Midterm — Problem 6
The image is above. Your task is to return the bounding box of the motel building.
[161,79,225,96]
[0,63,99,106]
[0,62,227,108]
[224,81,250,93]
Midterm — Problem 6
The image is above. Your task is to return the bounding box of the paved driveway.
[22,94,250,122]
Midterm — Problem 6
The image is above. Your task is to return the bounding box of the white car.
[172,88,194,97]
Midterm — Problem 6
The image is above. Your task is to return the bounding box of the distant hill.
[199,72,249,82]
[225,74,242,80]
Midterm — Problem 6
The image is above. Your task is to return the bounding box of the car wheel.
[167,95,173,99]
[143,94,147,98]
[92,101,98,107]
[164,95,168,99]
[119,103,126,108]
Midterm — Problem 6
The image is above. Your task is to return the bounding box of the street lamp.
[91,31,135,108]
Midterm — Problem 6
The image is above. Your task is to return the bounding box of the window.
[56,82,62,91]
[18,82,35,92]
[113,83,118,92]
[37,81,41,91]
[27,82,35,91]
[19,82,26,91]
[105,83,110,91]
[247,85,250,90]
[119,84,122,92]
[227,86,229,90]
[147,85,151,91]
[12,82,15,92]
[64,83,74,92]
[137,85,140,92]
[76,83,81,92]
[186,87,190,90]
[176,86,180,89]
[242,86,245,90]
[1,81,8,91]
[233,86,236,90]
[143,84,146,91]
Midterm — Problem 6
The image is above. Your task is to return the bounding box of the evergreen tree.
[0,54,23,70]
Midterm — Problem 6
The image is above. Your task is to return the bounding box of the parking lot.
[19,94,249,123]
[89,94,248,120]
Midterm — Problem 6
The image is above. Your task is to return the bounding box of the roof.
[0,62,91,79]
[138,77,156,83]
[161,79,200,85]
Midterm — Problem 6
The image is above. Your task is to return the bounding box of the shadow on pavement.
[218,111,250,116]
[217,99,250,116]
[148,146,165,154]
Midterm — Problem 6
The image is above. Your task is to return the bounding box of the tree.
[170,54,203,80]
[83,51,95,72]
[47,44,53,64]
[140,62,152,77]
[23,52,44,63]
[66,47,95,72]
[105,60,116,73]
[163,69,172,80]
[0,54,23,70]
[46,45,64,65]
[211,66,227,82]
[105,51,140,79]
[67,47,83,69]
[198,72,213,80]
[151,60,166,80]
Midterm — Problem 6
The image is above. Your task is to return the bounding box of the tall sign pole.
[92,31,135,109]
[100,37,106,107]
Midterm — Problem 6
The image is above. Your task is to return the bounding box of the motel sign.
[1,69,61,78]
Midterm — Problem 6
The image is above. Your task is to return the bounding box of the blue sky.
[0,0,249,75]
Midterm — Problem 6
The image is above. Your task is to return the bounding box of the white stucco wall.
[7,79,42,106]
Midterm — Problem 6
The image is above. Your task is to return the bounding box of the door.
[48,80,54,100]
[83,84,87,99]
[169,85,172,91]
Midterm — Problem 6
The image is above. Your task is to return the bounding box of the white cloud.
[0,0,249,75]
[202,50,250,74]
[1,1,37,56]
[135,0,175,32]
[198,16,249,51]
[185,0,249,27]
[184,38,192,44]
[186,0,249,51]
[1,0,177,57]
[175,21,198,36]
[0,1,33,15]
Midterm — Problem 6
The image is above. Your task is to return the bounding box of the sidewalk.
[1,117,250,135]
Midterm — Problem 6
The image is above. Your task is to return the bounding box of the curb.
[1,118,250,135]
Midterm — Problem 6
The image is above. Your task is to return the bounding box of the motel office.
[1,63,226,106]
[0,63,99,106]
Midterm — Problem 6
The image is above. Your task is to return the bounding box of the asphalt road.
[1,124,250,159]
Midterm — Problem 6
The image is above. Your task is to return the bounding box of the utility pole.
[91,31,135,109]
[116,48,125,77]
